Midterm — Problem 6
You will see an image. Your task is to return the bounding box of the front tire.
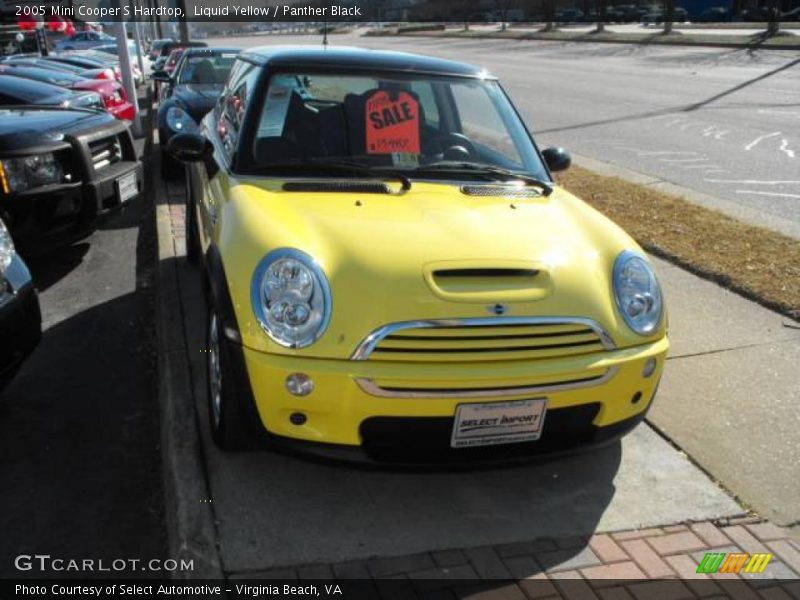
[185,170,199,264]
[207,308,254,451]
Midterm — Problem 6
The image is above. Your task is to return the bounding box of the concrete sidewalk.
[650,258,800,526]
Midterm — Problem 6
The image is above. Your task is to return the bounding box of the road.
[211,31,800,237]
[0,153,166,577]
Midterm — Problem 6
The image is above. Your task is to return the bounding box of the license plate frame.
[116,171,138,204]
[451,398,548,448]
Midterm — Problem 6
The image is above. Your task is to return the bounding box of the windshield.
[178,53,236,85]
[247,71,548,181]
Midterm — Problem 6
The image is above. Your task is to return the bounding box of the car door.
[192,60,259,254]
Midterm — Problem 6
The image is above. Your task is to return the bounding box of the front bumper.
[237,336,668,463]
[3,160,142,253]
[0,256,41,390]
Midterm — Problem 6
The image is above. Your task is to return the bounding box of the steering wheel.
[438,132,477,159]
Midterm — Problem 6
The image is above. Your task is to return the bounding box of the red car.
[0,64,135,121]
[164,48,185,76]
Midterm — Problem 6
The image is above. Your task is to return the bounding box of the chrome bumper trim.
[355,366,620,399]
[350,316,617,361]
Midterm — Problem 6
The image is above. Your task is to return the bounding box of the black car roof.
[0,64,83,85]
[0,74,69,101]
[239,46,492,79]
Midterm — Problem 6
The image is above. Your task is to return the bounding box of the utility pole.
[132,18,145,76]
[113,4,142,137]
[176,0,190,42]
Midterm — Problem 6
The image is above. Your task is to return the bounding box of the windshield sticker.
[258,85,292,138]
[392,152,419,168]
[366,91,421,155]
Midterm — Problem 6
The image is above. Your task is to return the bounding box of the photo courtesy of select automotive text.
[0,0,798,597]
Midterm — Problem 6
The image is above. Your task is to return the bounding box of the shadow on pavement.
[536,55,800,134]
[0,267,164,575]
[25,242,90,293]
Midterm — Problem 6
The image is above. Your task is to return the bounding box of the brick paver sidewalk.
[244,518,800,599]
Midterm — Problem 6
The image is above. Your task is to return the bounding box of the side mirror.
[168,133,213,163]
[151,70,170,82]
[542,147,572,172]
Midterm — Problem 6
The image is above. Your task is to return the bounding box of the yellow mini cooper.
[169,46,668,463]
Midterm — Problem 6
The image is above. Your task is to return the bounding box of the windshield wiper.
[411,162,553,196]
[265,159,411,191]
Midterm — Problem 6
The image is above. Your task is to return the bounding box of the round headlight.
[166,106,198,133]
[0,218,15,277]
[251,249,332,349]
[613,251,663,336]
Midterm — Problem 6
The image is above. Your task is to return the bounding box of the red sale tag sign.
[365,91,421,155]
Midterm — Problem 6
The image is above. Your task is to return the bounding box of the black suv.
[0,106,142,252]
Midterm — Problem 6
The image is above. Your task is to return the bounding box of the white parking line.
[706,179,800,185]
[637,151,698,156]
[736,190,800,199]
[660,158,708,163]
[744,131,781,151]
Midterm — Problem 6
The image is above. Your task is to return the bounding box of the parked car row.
[0,36,148,395]
[0,51,137,121]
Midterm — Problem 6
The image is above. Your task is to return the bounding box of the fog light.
[286,373,314,396]
[290,412,307,425]
[643,358,657,378]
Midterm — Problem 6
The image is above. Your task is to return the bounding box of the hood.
[222,180,649,358]
[0,107,115,153]
[172,83,223,120]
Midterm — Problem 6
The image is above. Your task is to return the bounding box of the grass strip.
[557,165,800,320]
[397,29,800,49]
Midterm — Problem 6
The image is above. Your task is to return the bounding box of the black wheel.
[207,308,254,451]
[185,172,199,265]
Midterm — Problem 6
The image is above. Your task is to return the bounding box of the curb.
[152,133,225,578]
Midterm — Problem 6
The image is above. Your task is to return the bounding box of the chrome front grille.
[351,317,615,363]
[89,136,122,172]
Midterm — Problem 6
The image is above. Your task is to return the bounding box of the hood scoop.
[283,181,392,194]
[424,262,553,303]
[461,185,544,198]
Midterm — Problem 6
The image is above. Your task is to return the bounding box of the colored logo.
[696,552,773,574]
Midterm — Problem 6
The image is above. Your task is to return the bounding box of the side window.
[410,81,439,129]
[218,61,258,155]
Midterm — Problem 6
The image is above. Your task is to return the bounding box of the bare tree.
[448,0,472,30]
[766,0,780,36]
[542,0,557,31]
[596,0,607,31]
[663,0,675,34]
[495,0,515,30]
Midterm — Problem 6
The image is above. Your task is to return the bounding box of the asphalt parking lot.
[0,148,166,576]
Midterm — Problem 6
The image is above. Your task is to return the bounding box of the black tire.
[206,308,255,451]
[185,171,199,265]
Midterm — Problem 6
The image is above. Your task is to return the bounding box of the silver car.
[55,31,115,51]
